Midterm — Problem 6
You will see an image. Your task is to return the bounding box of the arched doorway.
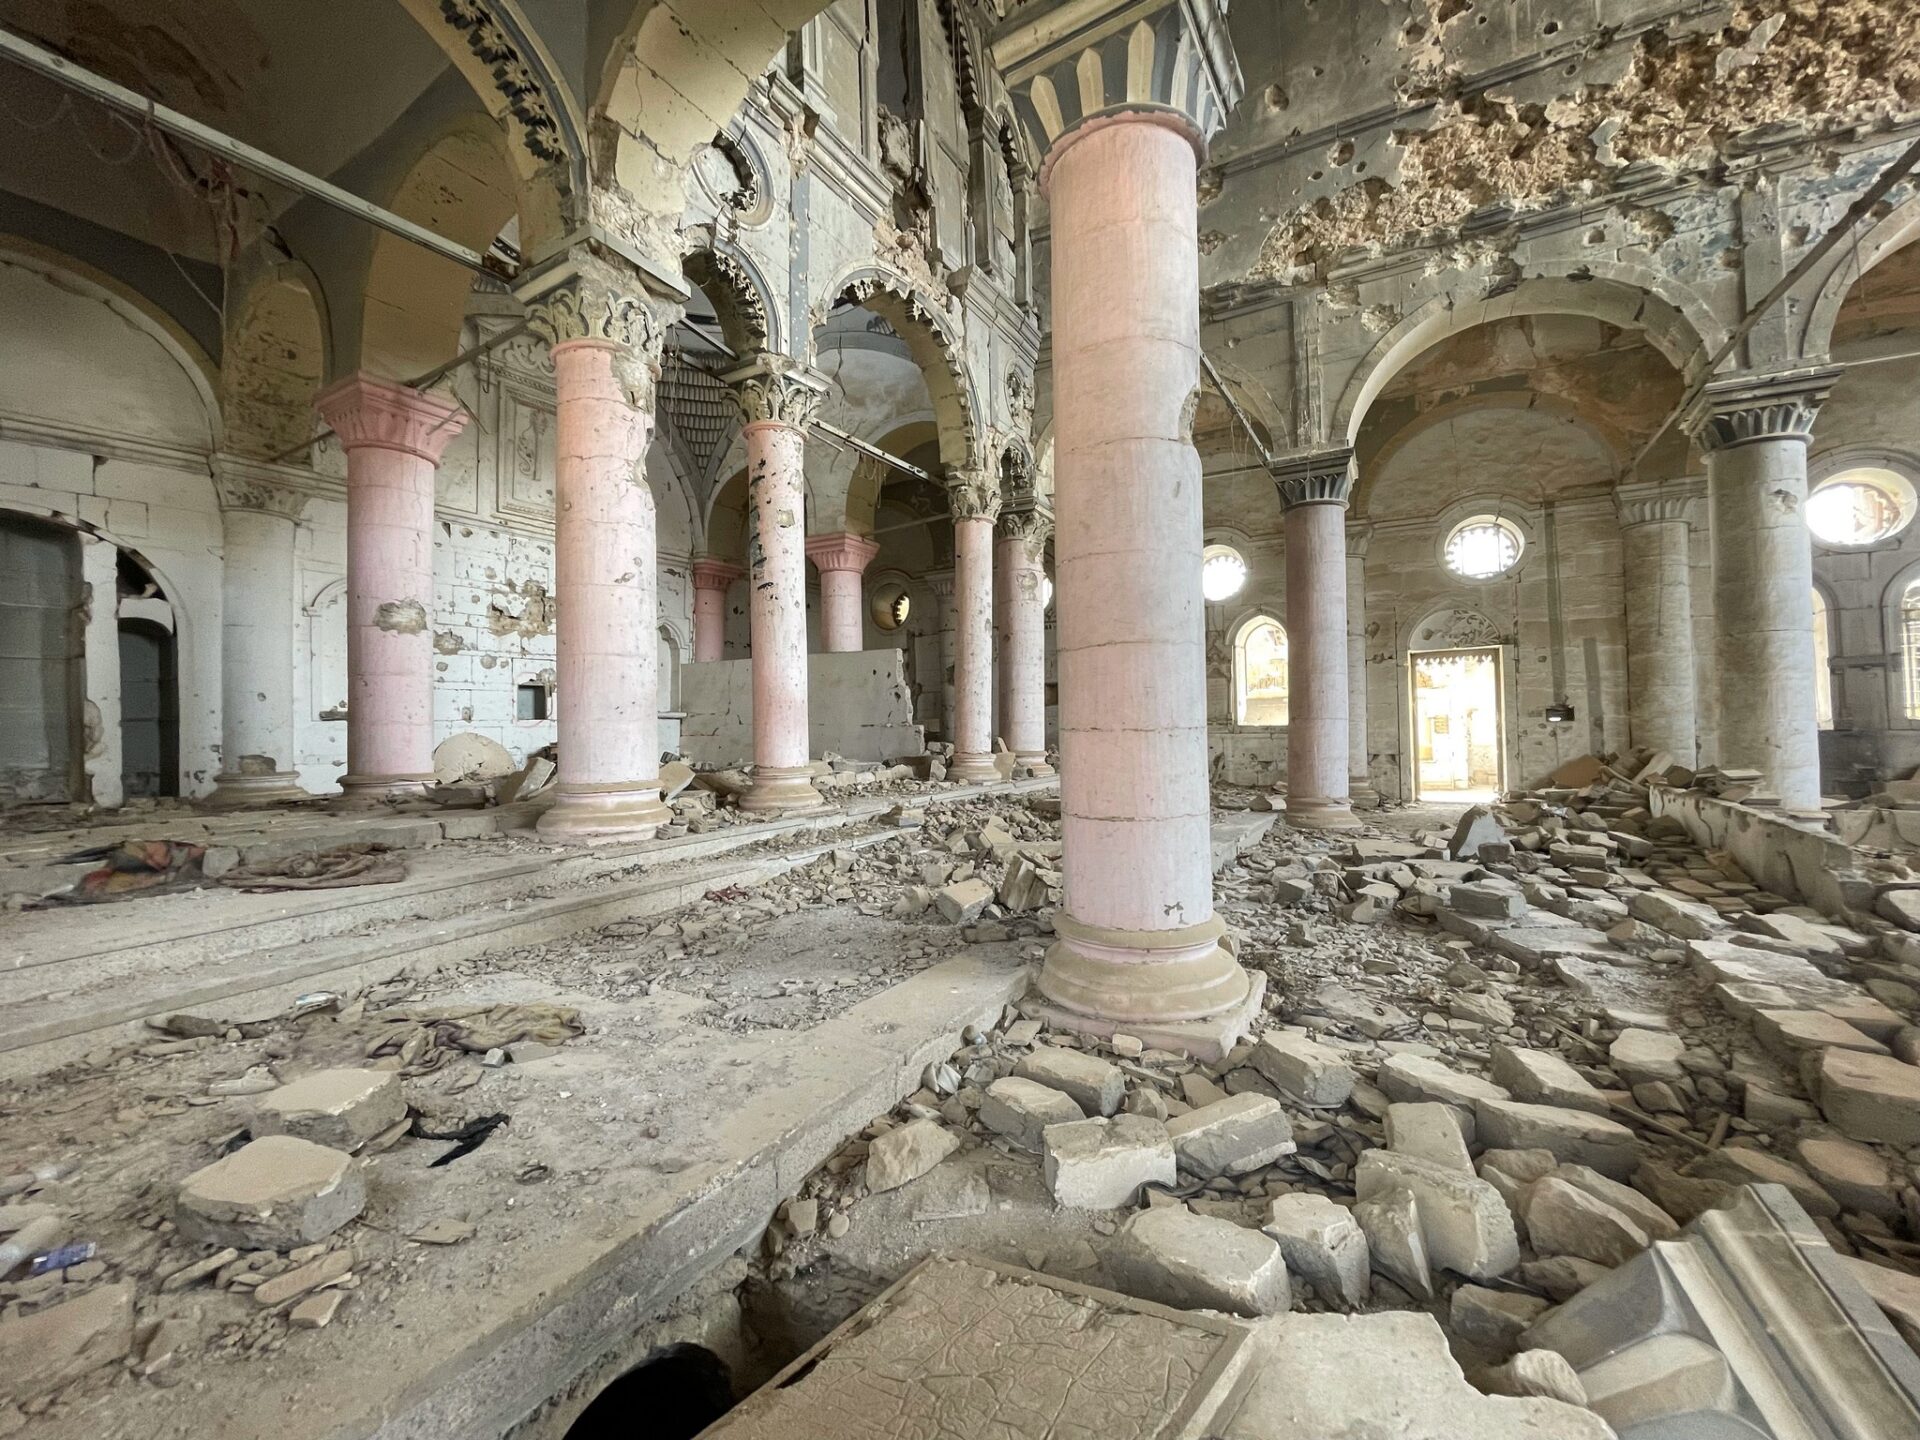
[0,512,83,804]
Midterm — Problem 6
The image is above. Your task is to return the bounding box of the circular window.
[869,582,910,631]
[1202,544,1248,602]
[1807,468,1916,547]
[1444,517,1523,579]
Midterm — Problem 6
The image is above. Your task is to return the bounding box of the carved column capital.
[999,504,1053,560]
[1684,368,1841,454]
[515,248,672,407]
[1269,448,1355,511]
[1345,522,1372,560]
[726,356,829,430]
[315,373,468,464]
[212,456,313,522]
[946,469,1002,523]
[805,532,882,575]
[1614,481,1700,529]
[690,558,744,593]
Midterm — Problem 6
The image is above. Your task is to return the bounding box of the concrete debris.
[1041,1115,1176,1209]
[1263,1192,1370,1309]
[1105,1205,1290,1318]
[1012,1047,1125,1117]
[175,1136,365,1250]
[865,1119,961,1193]
[251,1069,407,1151]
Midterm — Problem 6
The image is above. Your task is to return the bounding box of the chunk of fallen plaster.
[1263,1192,1369,1309]
[1013,1048,1125,1117]
[1385,1101,1473,1172]
[176,1136,365,1250]
[934,878,993,924]
[1683,1145,1837,1219]
[1042,1114,1174,1209]
[1817,1048,1920,1148]
[1523,1176,1650,1267]
[1106,1205,1289,1318]
[1248,1032,1354,1107]
[1609,1028,1685,1085]
[1489,1043,1608,1114]
[978,1077,1084,1151]
[0,1282,133,1401]
[1377,1053,1509,1113]
[1450,1284,1550,1351]
[1165,1093,1296,1178]
[1481,1349,1588,1408]
[865,1120,961,1193]
[252,1069,407,1152]
[1475,1099,1639,1181]
[1354,1184,1432,1300]
[1355,1149,1518,1280]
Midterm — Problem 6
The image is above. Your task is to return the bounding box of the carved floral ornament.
[523,255,665,357]
[213,470,312,522]
[999,504,1052,556]
[1415,607,1505,650]
[946,471,1002,522]
[729,360,828,429]
[436,0,569,167]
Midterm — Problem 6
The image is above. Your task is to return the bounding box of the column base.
[947,752,1000,783]
[335,773,432,806]
[1034,913,1262,1062]
[1016,752,1056,778]
[1348,777,1381,811]
[738,765,826,813]
[1286,793,1360,830]
[535,784,673,840]
[207,770,307,809]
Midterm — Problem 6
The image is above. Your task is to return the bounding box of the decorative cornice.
[212,465,312,522]
[1614,482,1698,529]
[314,373,468,465]
[726,357,829,430]
[435,0,575,170]
[690,558,744,590]
[946,469,1002,523]
[1685,368,1842,454]
[1270,448,1355,511]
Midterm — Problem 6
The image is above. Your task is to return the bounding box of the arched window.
[1235,616,1289,726]
[1443,516,1523,579]
[1815,588,1836,731]
[1203,543,1248,603]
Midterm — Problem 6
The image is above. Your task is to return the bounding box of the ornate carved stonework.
[1415,607,1504,650]
[947,470,1002,523]
[213,466,311,522]
[1685,368,1840,453]
[437,0,569,165]
[1615,485,1696,529]
[681,241,772,353]
[728,358,829,429]
[315,374,468,465]
[1270,448,1355,510]
[999,504,1052,559]
[1345,523,1372,560]
[522,254,659,352]
[1007,367,1035,437]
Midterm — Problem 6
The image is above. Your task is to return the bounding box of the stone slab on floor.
[703,1255,1252,1440]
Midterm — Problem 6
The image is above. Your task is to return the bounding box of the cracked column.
[997,505,1054,776]
[1346,522,1377,810]
[690,558,741,662]
[946,471,1000,783]
[1273,450,1357,831]
[1616,482,1698,764]
[1685,369,1838,812]
[211,464,309,805]
[730,357,828,813]
[805,533,880,653]
[997,0,1254,1056]
[315,373,466,801]
[518,253,679,839]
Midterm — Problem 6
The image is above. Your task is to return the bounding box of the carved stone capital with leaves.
[522,252,662,354]
[1685,368,1841,454]
[999,504,1052,559]
[726,358,829,430]
[947,470,1002,523]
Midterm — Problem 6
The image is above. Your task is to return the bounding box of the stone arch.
[703,467,750,565]
[1333,267,1720,447]
[1227,610,1289,728]
[838,421,940,536]
[1800,190,1920,361]
[681,230,780,358]
[223,261,329,462]
[359,115,523,380]
[1403,602,1510,654]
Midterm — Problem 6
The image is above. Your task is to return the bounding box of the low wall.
[1649,787,1858,917]
[679,649,925,768]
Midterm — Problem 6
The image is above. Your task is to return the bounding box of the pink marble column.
[947,472,1000,782]
[1274,451,1358,830]
[1035,109,1256,1058]
[315,373,466,801]
[806,532,880,653]
[691,559,742,662]
[997,506,1053,775]
[731,360,828,812]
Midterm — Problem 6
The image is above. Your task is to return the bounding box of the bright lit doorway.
[1412,647,1503,802]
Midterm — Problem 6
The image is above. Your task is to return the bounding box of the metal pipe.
[0,26,498,278]
[808,419,936,482]
[1199,348,1272,466]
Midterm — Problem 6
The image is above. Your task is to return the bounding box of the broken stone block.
[1519,1254,1612,1302]
[1816,1048,1920,1148]
[1627,890,1720,940]
[1041,1114,1175,1209]
[251,1069,407,1152]
[1683,1146,1837,1219]
[1355,1149,1519,1280]
[865,1119,961,1193]
[1875,888,1920,932]
[1450,1284,1550,1351]
[1524,1175,1651,1266]
[1377,1053,1510,1114]
[176,1136,365,1250]
[1843,1256,1920,1351]
[1248,1032,1354,1108]
[1262,1192,1369,1309]
[1353,1184,1432,1300]
[1576,1332,1734,1436]
[1013,1048,1125,1117]
[1449,882,1527,921]
[996,855,1051,912]
[1384,1101,1473,1172]
[1753,1009,1888,1064]
[934,877,993,924]
[1609,1028,1685,1084]
[1106,1205,1290,1318]
[253,1248,353,1307]
[1164,1093,1296,1179]
[1449,805,1507,862]
[977,1077,1084,1152]
[0,1282,133,1402]
[1474,1099,1639,1181]
[1796,1135,1900,1218]
[290,1290,347,1329]
[1481,1349,1588,1407]
[1551,1164,1678,1240]
[1489,1043,1608,1115]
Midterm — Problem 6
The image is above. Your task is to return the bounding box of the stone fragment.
[1551,1164,1678,1240]
[176,1136,365,1250]
[1377,1053,1509,1112]
[1519,1254,1612,1302]
[1627,891,1719,940]
[1449,882,1527,921]
[1754,1009,1888,1063]
[1263,1192,1369,1309]
[1489,1043,1608,1114]
[1449,1284,1550,1350]
[1875,888,1920,931]
[1524,1175,1650,1266]
[1165,1094,1296,1178]
[1633,1160,1735,1228]
[866,1120,961,1193]
[1683,1146,1837,1219]
[1481,1350,1589,1407]
[1475,1099,1639,1181]
[1384,1102,1473,1172]
[1248,1032,1354,1107]
[1842,1256,1920,1351]
[1042,1115,1175,1209]
[1013,1048,1126,1117]
[1354,1149,1519,1279]
[783,1198,819,1238]
[1796,1135,1899,1218]
[252,1069,407,1151]
[978,1077,1084,1151]
[0,1283,133,1401]
[253,1249,353,1307]
[1576,1332,1734,1435]
[1609,1028,1685,1084]
[1816,1048,1920,1147]
[1449,805,1507,862]
[1353,1185,1432,1300]
[290,1291,346,1328]
[160,1246,239,1292]
[934,878,993,924]
[1106,1206,1289,1318]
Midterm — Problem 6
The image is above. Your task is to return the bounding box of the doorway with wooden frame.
[1411,646,1503,802]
